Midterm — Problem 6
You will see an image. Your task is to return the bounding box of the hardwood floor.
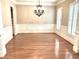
[1,33,79,59]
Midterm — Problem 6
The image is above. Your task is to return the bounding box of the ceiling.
[16,0,58,6]
[16,0,58,3]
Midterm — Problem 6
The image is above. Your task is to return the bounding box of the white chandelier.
[34,0,44,17]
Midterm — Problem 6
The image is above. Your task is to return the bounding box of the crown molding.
[56,0,66,5]
[16,2,56,6]
[9,0,66,6]
[10,0,16,4]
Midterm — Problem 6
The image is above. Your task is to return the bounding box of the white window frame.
[68,3,79,35]
[72,4,78,35]
[68,3,74,34]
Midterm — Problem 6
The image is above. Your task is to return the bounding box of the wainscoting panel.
[0,26,13,57]
[17,24,55,33]
[2,26,13,45]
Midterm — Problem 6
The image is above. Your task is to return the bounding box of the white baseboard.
[17,24,55,33]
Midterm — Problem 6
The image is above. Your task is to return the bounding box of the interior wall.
[0,0,3,34]
[76,1,79,32]
[1,0,12,27]
[56,0,74,26]
[76,10,79,32]
[16,5,56,24]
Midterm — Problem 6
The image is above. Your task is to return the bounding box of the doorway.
[10,7,15,36]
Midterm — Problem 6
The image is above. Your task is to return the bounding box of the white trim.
[56,0,66,5]
[16,2,56,6]
[17,24,55,33]
[16,0,57,3]
[10,0,16,4]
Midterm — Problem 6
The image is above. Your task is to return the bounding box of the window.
[68,3,74,34]
[68,3,78,35]
[72,4,78,35]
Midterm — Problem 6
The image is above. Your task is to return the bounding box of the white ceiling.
[16,0,58,3]
[16,0,58,6]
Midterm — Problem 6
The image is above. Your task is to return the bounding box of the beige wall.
[16,5,56,24]
[1,0,12,27]
[56,0,74,26]
[77,1,79,31]
[76,10,79,31]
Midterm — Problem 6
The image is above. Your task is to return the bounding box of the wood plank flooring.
[0,33,79,59]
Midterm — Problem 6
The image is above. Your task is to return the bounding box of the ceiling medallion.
[34,0,44,17]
